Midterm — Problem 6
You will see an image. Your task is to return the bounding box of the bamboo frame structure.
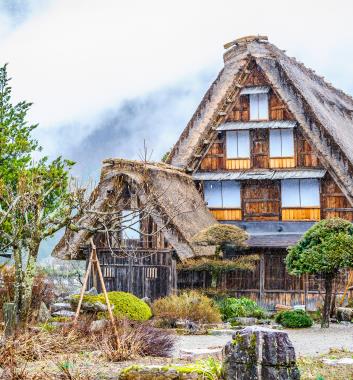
[74,238,119,340]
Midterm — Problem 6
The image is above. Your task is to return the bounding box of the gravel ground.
[175,323,353,357]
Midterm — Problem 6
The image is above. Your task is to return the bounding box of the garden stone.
[81,301,114,312]
[90,319,109,333]
[179,347,223,360]
[336,307,353,322]
[232,317,257,326]
[85,287,98,296]
[256,319,271,325]
[38,302,51,323]
[50,302,72,313]
[223,326,300,380]
[209,329,235,336]
[51,310,76,318]
[141,296,152,307]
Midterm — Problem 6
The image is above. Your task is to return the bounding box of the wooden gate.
[87,249,177,300]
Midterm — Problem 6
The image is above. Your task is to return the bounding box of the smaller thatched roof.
[52,159,217,261]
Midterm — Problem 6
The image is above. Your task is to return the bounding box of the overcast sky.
[1,0,353,181]
[1,0,353,260]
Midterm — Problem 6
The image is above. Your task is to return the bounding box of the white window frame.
[281,179,320,208]
[226,130,250,159]
[249,93,269,120]
[204,181,241,208]
[269,128,294,158]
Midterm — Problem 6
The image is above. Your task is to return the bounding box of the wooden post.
[74,249,93,323]
[3,302,16,338]
[259,253,265,307]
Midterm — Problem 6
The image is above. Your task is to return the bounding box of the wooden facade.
[178,250,350,310]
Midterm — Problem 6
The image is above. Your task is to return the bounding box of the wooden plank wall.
[90,249,176,301]
[242,180,280,221]
[321,175,353,221]
[177,250,350,310]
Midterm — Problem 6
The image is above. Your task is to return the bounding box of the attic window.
[204,181,241,208]
[281,179,320,207]
[249,93,269,120]
[226,130,250,158]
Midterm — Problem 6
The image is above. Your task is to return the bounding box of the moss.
[48,316,70,323]
[232,333,244,346]
[120,359,223,380]
[71,291,152,321]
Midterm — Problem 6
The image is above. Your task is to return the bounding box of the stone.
[141,297,152,307]
[38,302,51,323]
[51,310,76,318]
[81,301,114,312]
[275,304,292,312]
[223,326,300,380]
[90,319,109,333]
[209,329,235,336]
[322,357,353,365]
[179,347,223,360]
[85,287,98,296]
[336,307,353,322]
[232,317,257,326]
[50,302,72,313]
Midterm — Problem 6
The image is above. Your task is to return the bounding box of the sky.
[1,0,353,259]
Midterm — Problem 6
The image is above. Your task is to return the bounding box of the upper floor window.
[270,129,294,157]
[249,93,269,120]
[121,209,140,239]
[226,130,250,158]
[281,179,320,207]
[204,180,241,208]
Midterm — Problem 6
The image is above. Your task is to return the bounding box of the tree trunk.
[18,244,40,324]
[13,246,24,324]
[322,273,334,328]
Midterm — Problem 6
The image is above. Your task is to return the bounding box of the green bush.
[71,291,152,321]
[218,297,266,321]
[275,310,313,328]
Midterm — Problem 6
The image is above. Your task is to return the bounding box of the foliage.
[286,218,353,327]
[275,310,313,328]
[192,223,248,249]
[99,320,175,361]
[152,290,222,324]
[161,149,171,163]
[218,297,266,321]
[0,265,54,322]
[0,64,82,323]
[71,291,152,321]
[286,218,353,276]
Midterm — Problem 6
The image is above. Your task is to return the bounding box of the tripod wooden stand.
[339,270,353,307]
[74,238,119,339]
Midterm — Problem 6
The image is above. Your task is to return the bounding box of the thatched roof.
[52,159,216,260]
[167,36,353,204]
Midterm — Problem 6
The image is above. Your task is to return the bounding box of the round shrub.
[71,291,152,321]
[152,290,221,324]
[275,310,313,328]
[218,297,266,321]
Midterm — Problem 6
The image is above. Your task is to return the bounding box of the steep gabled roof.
[52,159,216,261]
[167,36,353,204]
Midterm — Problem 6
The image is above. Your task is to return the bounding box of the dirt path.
[175,324,353,357]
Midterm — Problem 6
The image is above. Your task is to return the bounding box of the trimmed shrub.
[218,297,266,321]
[275,310,313,328]
[152,290,221,324]
[71,291,152,321]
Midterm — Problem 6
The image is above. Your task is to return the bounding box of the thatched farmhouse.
[54,36,353,309]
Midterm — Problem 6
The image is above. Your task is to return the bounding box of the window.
[121,209,140,239]
[226,130,250,158]
[250,93,269,120]
[281,179,320,207]
[204,181,241,208]
[270,129,294,157]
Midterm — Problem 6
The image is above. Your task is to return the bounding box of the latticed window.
[269,129,294,157]
[281,179,320,207]
[249,93,269,120]
[226,130,250,158]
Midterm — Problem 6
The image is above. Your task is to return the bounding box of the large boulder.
[223,326,300,380]
[336,307,353,322]
[38,302,51,323]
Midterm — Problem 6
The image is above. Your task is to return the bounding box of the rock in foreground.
[223,326,300,380]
